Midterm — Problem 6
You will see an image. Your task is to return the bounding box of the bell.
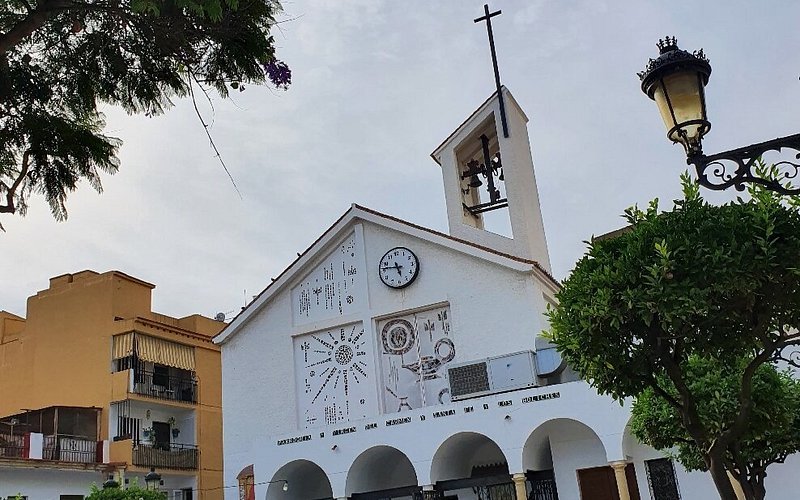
[498,169,504,181]
[468,173,482,188]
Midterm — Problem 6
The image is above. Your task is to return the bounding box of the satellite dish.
[215,312,226,322]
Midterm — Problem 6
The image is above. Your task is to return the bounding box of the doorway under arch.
[430,431,514,499]
[346,445,419,499]
[266,459,333,500]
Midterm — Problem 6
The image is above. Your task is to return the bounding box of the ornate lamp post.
[102,474,120,489]
[144,467,162,491]
[639,36,800,194]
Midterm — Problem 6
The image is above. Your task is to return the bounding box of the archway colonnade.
[258,417,641,500]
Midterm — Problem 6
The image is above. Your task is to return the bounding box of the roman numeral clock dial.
[379,247,419,289]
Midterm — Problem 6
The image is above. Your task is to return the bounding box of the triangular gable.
[213,204,558,345]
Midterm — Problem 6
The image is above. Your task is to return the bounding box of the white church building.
[214,89,799,500]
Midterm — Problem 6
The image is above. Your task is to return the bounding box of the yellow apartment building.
[0,270,224,499]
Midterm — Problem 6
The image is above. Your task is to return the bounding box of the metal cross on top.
[474,3,509,138]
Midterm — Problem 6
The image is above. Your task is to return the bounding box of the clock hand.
[380,265,403,271]
[394,262,402,275]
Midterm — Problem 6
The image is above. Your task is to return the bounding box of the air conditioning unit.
[448,351,538,401]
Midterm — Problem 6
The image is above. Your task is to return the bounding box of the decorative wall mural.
[292,232,366,325]
[379,305,455,412]
[294,323,377,428]
[381,319,416,355]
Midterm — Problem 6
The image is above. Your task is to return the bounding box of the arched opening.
[621,420,689,500]
[522,418,631,500]
[237,464,255,500]
[430,431,514,499]
[346,445,418,500]
[266,459,333,500]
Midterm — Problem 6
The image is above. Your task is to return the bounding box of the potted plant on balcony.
[167,417,180,438]
[142,427,155,445]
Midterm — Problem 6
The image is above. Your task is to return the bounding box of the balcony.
[0,407,102,463]
[131,369,197,404]
[0,433,100,463]
[0,433,26,458]
[132,442,198,470]
[43,434,101,463]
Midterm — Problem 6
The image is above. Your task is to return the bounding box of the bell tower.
[431,87,551,272]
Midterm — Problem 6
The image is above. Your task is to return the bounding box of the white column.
[610,461,631,500]
[512,473,527,500]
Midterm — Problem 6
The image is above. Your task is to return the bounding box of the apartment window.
[60,496,84,500]
[116,416,140,440]
[646,458,681,500]
[114,355,135,372]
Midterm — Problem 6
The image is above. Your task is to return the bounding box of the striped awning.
[112,332,195,371]
[136,334,195,371]
[112,333,134,359]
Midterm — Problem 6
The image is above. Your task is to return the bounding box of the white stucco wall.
[0,468,103,499]
[220,219,563,496]
[219,214,800,500]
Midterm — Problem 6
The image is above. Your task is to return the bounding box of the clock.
[379,247,419,289]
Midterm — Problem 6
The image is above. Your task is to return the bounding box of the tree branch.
[0,0,68,55]
[723,344,776,445]
[186,71,242,199]
[651,321,708,446]
[0,150,30,214]
[649,376,684,411]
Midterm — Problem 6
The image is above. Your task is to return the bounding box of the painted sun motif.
[295,323,374,428]
[301,325,367,404]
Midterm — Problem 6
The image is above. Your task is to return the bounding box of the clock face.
[294,323,377,428]
[379,247,419,289]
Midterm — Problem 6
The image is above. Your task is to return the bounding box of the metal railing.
[43,434,99,463]
[132,370,197,403]
[132,442,198,470]
[0,433,26,458]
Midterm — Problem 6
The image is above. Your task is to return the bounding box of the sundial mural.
[294,322,377,428]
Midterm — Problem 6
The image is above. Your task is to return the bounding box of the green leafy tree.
[547,169,800,500]
[86,483,167,499]
[631,356,800,500]
[0,0,291,225]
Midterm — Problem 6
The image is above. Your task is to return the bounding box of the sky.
[1,0,798,320]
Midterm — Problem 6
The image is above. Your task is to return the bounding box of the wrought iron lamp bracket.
[688,133,800,194]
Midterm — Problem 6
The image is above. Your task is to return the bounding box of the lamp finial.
[657,36,678,53]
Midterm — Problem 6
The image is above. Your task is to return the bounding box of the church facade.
[215,89,799,500]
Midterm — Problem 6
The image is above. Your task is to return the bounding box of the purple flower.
[265,60,291,90]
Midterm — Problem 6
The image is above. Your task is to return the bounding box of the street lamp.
[639,36,800,194]
[261,479,289,498]
[102,474,120,489]
[144,467,162,491]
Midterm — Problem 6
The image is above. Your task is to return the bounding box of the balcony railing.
[132,370,197,403]
[0,433,26,458]
[43,434,100,463]
[133,442,198,470]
